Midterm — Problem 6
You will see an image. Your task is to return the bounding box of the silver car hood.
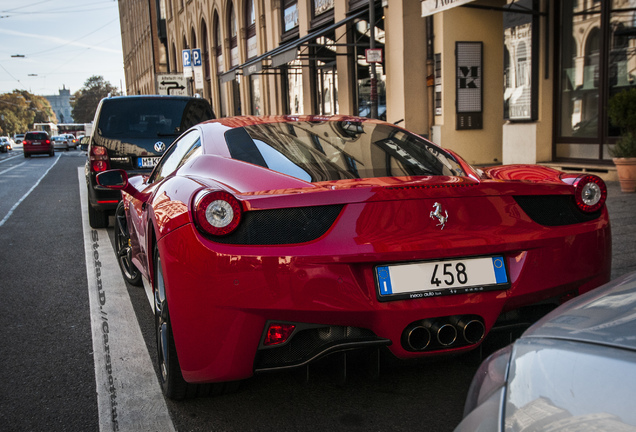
[522,271,636,352]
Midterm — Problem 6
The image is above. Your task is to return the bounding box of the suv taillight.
[24,140,31,146]
[90,145,110,173]
[45,139,51,144]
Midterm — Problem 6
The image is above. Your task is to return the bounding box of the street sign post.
[191,48,204,91]
[156,74,188,96]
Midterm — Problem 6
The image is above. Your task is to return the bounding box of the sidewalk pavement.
[605,181,636,279]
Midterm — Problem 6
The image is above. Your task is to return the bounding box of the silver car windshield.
[224,121,465,182]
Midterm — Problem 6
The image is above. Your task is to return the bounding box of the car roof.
[523,271,636,351]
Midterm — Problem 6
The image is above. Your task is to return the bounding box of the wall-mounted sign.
[456,41,483,130]
[421,0,476,17]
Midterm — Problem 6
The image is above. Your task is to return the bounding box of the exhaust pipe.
[452,317,486,344]
[403,322,431,351]
[431,322,457,346]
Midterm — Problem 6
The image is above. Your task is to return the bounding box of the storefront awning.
[421,0,476,17]
[218,6,369,82]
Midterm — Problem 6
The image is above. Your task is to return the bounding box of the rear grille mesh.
[513,195,601,226]
[255,326,383,370]
[210,204,344,245]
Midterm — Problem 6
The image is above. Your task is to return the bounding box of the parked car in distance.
[96,115,611,400]
[13,133,25,144]
[63,134,78,149]
[0,136,11,152]
[85,94,215,228]
[456,271,636,431]
[23,131,54,157]
[52,135,71,151]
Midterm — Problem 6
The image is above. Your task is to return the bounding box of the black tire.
[24,153,29,158]
[88,196,108,228]
[153,244,239,399]
[49,150,54,157]
[115,202,142,286]
[154,245,189,400]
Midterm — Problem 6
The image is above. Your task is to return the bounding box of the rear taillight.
[90,145,110,173]
[45,139,51,144]
[193,190,242,236]
[574,175,606,213]
[23,140,31,146]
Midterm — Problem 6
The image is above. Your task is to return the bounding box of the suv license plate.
[138,157,160,168]
[376,256,509,301]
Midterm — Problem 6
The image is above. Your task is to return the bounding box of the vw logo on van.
[154,141,166,153]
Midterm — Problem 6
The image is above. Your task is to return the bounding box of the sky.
[0,0,125,97]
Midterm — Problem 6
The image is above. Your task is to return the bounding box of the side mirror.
[96,169,129,190]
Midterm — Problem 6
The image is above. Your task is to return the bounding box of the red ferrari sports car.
[96,115,611,400]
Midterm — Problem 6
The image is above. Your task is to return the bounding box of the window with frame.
[281,0,299,41]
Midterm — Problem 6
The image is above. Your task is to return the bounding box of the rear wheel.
[88,196,108,228]
[115,201,142,286]
[154,245,189,400]
[24,153,29,158]
[153,244,239,399]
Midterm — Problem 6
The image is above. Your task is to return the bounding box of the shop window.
[351,16,386,119]
[311,34,338,115]
[556,0,636,161]
[284,60,304,115]
[503,0,539,121]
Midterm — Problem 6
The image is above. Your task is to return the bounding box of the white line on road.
[0,155,60,227]
[79,168,175,432]
[0,160,27,175]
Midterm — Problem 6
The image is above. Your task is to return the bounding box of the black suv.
[85,95,215,228]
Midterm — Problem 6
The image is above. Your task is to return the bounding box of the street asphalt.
[605,181,636,279]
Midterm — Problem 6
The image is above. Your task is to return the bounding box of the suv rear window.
[25,132,48,140]
[97,98,214,139]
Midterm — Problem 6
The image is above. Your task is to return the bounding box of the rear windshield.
[97,98,214,139]
[223,121,466,182]
[25,133,48,140]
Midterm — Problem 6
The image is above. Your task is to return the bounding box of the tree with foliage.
[71,76,121,123]
[0,90,56,135]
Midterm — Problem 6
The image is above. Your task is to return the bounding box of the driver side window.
[150,130,201,183]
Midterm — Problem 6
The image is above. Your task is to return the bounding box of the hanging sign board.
[421,0,476,17]
[157,74,188,96]
[365,48,383,63]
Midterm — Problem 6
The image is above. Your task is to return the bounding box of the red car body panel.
[113,116,611,384]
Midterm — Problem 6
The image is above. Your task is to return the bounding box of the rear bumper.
[157,210,611,383]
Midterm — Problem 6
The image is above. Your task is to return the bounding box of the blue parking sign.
[182,49,192,68]
[192,48,202,67]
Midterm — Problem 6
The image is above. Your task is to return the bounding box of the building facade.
[44,86,73,123]
[117,0,636,171]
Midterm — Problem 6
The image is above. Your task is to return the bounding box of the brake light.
[193,190,242,236]
[23,140,31,146]
[574,175,606,213]
[264,323,296,346]
[45,139,51,144]
[90,145,110,173]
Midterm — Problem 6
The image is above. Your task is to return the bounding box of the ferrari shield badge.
[430,202,448,230]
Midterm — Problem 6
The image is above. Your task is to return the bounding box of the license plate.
[138,157,160,168]
[376,256,509,301]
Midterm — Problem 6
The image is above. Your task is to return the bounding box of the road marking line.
[79,168,175,432]
[0,161,27,176]
[0,154,21,163]
[0,155,60,227]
